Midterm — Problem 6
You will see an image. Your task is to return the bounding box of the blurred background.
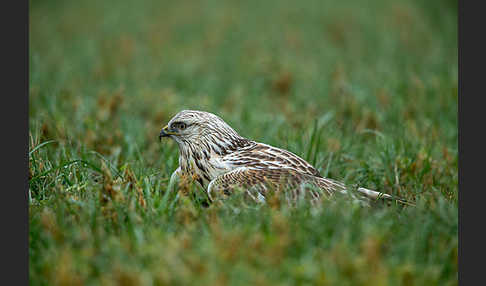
[29,0,457,284]
[30,0,457,157]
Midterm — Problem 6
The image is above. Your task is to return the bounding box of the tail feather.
[357,187,415,206]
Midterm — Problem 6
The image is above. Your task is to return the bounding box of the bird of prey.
[159,110,410,206]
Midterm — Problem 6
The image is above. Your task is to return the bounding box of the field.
[29,0,457,285]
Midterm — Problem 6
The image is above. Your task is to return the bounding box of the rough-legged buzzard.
[160,110,411,206]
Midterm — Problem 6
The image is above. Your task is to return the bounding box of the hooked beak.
[159,125,177,141]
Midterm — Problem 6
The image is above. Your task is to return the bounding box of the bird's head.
[159,110,247,153]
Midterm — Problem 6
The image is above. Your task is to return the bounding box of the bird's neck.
[179,132,252,156]
[176,135,254,184]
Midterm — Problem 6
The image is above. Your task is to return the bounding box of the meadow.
[29,0,457,285]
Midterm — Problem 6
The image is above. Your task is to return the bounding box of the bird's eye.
[178,122,187,130]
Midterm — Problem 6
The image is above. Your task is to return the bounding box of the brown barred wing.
[224,143,323,178]
[207,167,348,204]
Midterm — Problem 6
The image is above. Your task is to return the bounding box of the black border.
[3,0,29,284]
[458,0,481,284]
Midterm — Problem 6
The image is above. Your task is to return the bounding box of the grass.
[29,0,457,285]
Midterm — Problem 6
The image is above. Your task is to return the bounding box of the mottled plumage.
[160,110,408,206]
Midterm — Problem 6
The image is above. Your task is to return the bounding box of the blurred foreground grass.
[29,0,457,285]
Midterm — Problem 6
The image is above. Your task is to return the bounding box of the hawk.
[159,110,410,206]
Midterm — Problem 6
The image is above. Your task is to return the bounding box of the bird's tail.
[357,187,415,206]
